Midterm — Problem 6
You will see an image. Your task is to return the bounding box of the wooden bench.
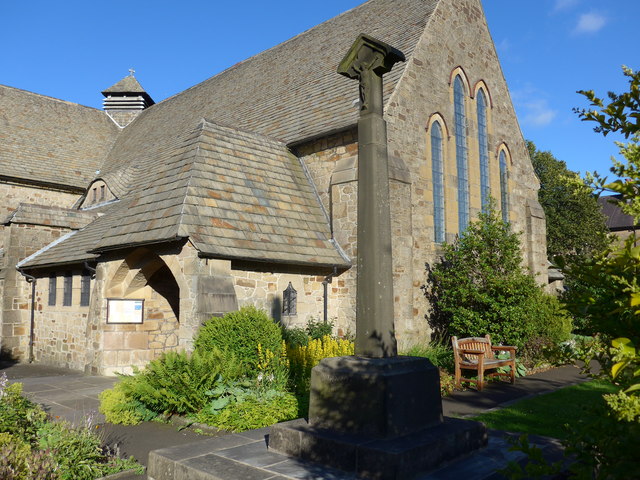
[451,334,517,391]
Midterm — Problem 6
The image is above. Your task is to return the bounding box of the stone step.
[147,424,564,480]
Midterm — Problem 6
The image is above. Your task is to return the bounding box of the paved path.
[1,361,589,479]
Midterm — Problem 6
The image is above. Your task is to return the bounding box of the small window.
[282,282,297,316]
[80,273,91,307]
[92,188,97,203]
[63,271,73,306]
[48,274,57,306]
[100,185,105,201]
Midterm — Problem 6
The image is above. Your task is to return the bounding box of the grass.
[472,380,617,439]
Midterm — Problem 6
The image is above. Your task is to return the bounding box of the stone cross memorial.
[269,34,487,480]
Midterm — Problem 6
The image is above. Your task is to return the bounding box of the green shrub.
[281,326,308,348]
[424,202,568,353]
[0,382,47,443]
[0,375,141,480]
[305,318,334,340]
[0,433,36,480]
[194,306,283,367]
[402,342,454,372]
[196,390,298,432]
[38,422,103,480]
[98,382,154,425]
[101,348,245,421]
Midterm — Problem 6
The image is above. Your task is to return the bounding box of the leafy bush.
[98,382,155,425]
[100,348,245,422]
[37,421,111,480]
[0,375,140,479]
[281,325,309,348]
[0,381,47,443]
[196,389,298,432]
[305,318,334,340]
[194,306,283,367]
[287,335,354,399]
[438,370,456,397]
[424,202,568,353]
[402,342,454,372]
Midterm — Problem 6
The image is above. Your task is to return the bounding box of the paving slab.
[2,362,588,479]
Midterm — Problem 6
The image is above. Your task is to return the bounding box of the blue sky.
[2,0,637,179]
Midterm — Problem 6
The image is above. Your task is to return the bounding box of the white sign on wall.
[107,299,144,324]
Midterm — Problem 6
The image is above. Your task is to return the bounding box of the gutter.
[16,268,36,363]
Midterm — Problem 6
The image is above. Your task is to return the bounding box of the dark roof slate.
[0,85,119,189]
[17,203,123,268]
[23,121,349,268]
[102,76,148,95]
[598,195,638,231]
[18,0,440,269]
[2,204,98,229]
[99,0,438,198]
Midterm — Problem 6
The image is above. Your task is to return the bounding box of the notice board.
[107,299,144,324]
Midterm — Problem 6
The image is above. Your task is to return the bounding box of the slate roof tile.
[0,85,119,189]
[19,0,440,269]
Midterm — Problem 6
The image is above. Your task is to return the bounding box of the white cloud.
[511,86,558,128]
[522,100,557,127]
[553,0,579,13]
[574,12,607,34]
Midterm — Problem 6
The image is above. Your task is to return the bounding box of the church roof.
[21,121,349,268]
[598,195,639,231]
[101,74,155,106]
[99,0,438,198]
[18,0,441,269]
[1,204,98,229]
[102,75,148,95]
[0,85,119,190]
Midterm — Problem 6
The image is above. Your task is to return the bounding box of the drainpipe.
[322,267,338,325]
[17,268,36,363]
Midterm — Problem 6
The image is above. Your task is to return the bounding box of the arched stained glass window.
[477,89,490,211]
[454,76,469,232]
[499,150,509,223]
[431,121,445,243]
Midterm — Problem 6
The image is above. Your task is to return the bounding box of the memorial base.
[269,356,487,479]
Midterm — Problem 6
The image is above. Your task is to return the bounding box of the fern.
[115,348,245,416]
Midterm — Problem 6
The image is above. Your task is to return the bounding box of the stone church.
[0,0,546,375]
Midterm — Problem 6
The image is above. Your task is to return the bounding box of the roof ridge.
[175,121,210,238]
[0,84,104,112]
[199,118,288,148]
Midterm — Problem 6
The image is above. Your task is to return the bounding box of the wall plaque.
[107,299,144,324]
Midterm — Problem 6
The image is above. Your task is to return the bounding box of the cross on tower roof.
[128,68,135,77]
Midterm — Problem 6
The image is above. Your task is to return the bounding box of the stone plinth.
[270,417,487,480]
[269,356,488,479]
[309,356,442,437]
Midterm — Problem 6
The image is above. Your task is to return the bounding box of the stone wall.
[293,0,547,348]
[32,269,91,370]
[231,267,329,331]
[1,223,72,360]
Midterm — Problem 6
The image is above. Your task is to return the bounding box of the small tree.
[527,140,610,263]
[424,201,570,353]
[509,67,640,479]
